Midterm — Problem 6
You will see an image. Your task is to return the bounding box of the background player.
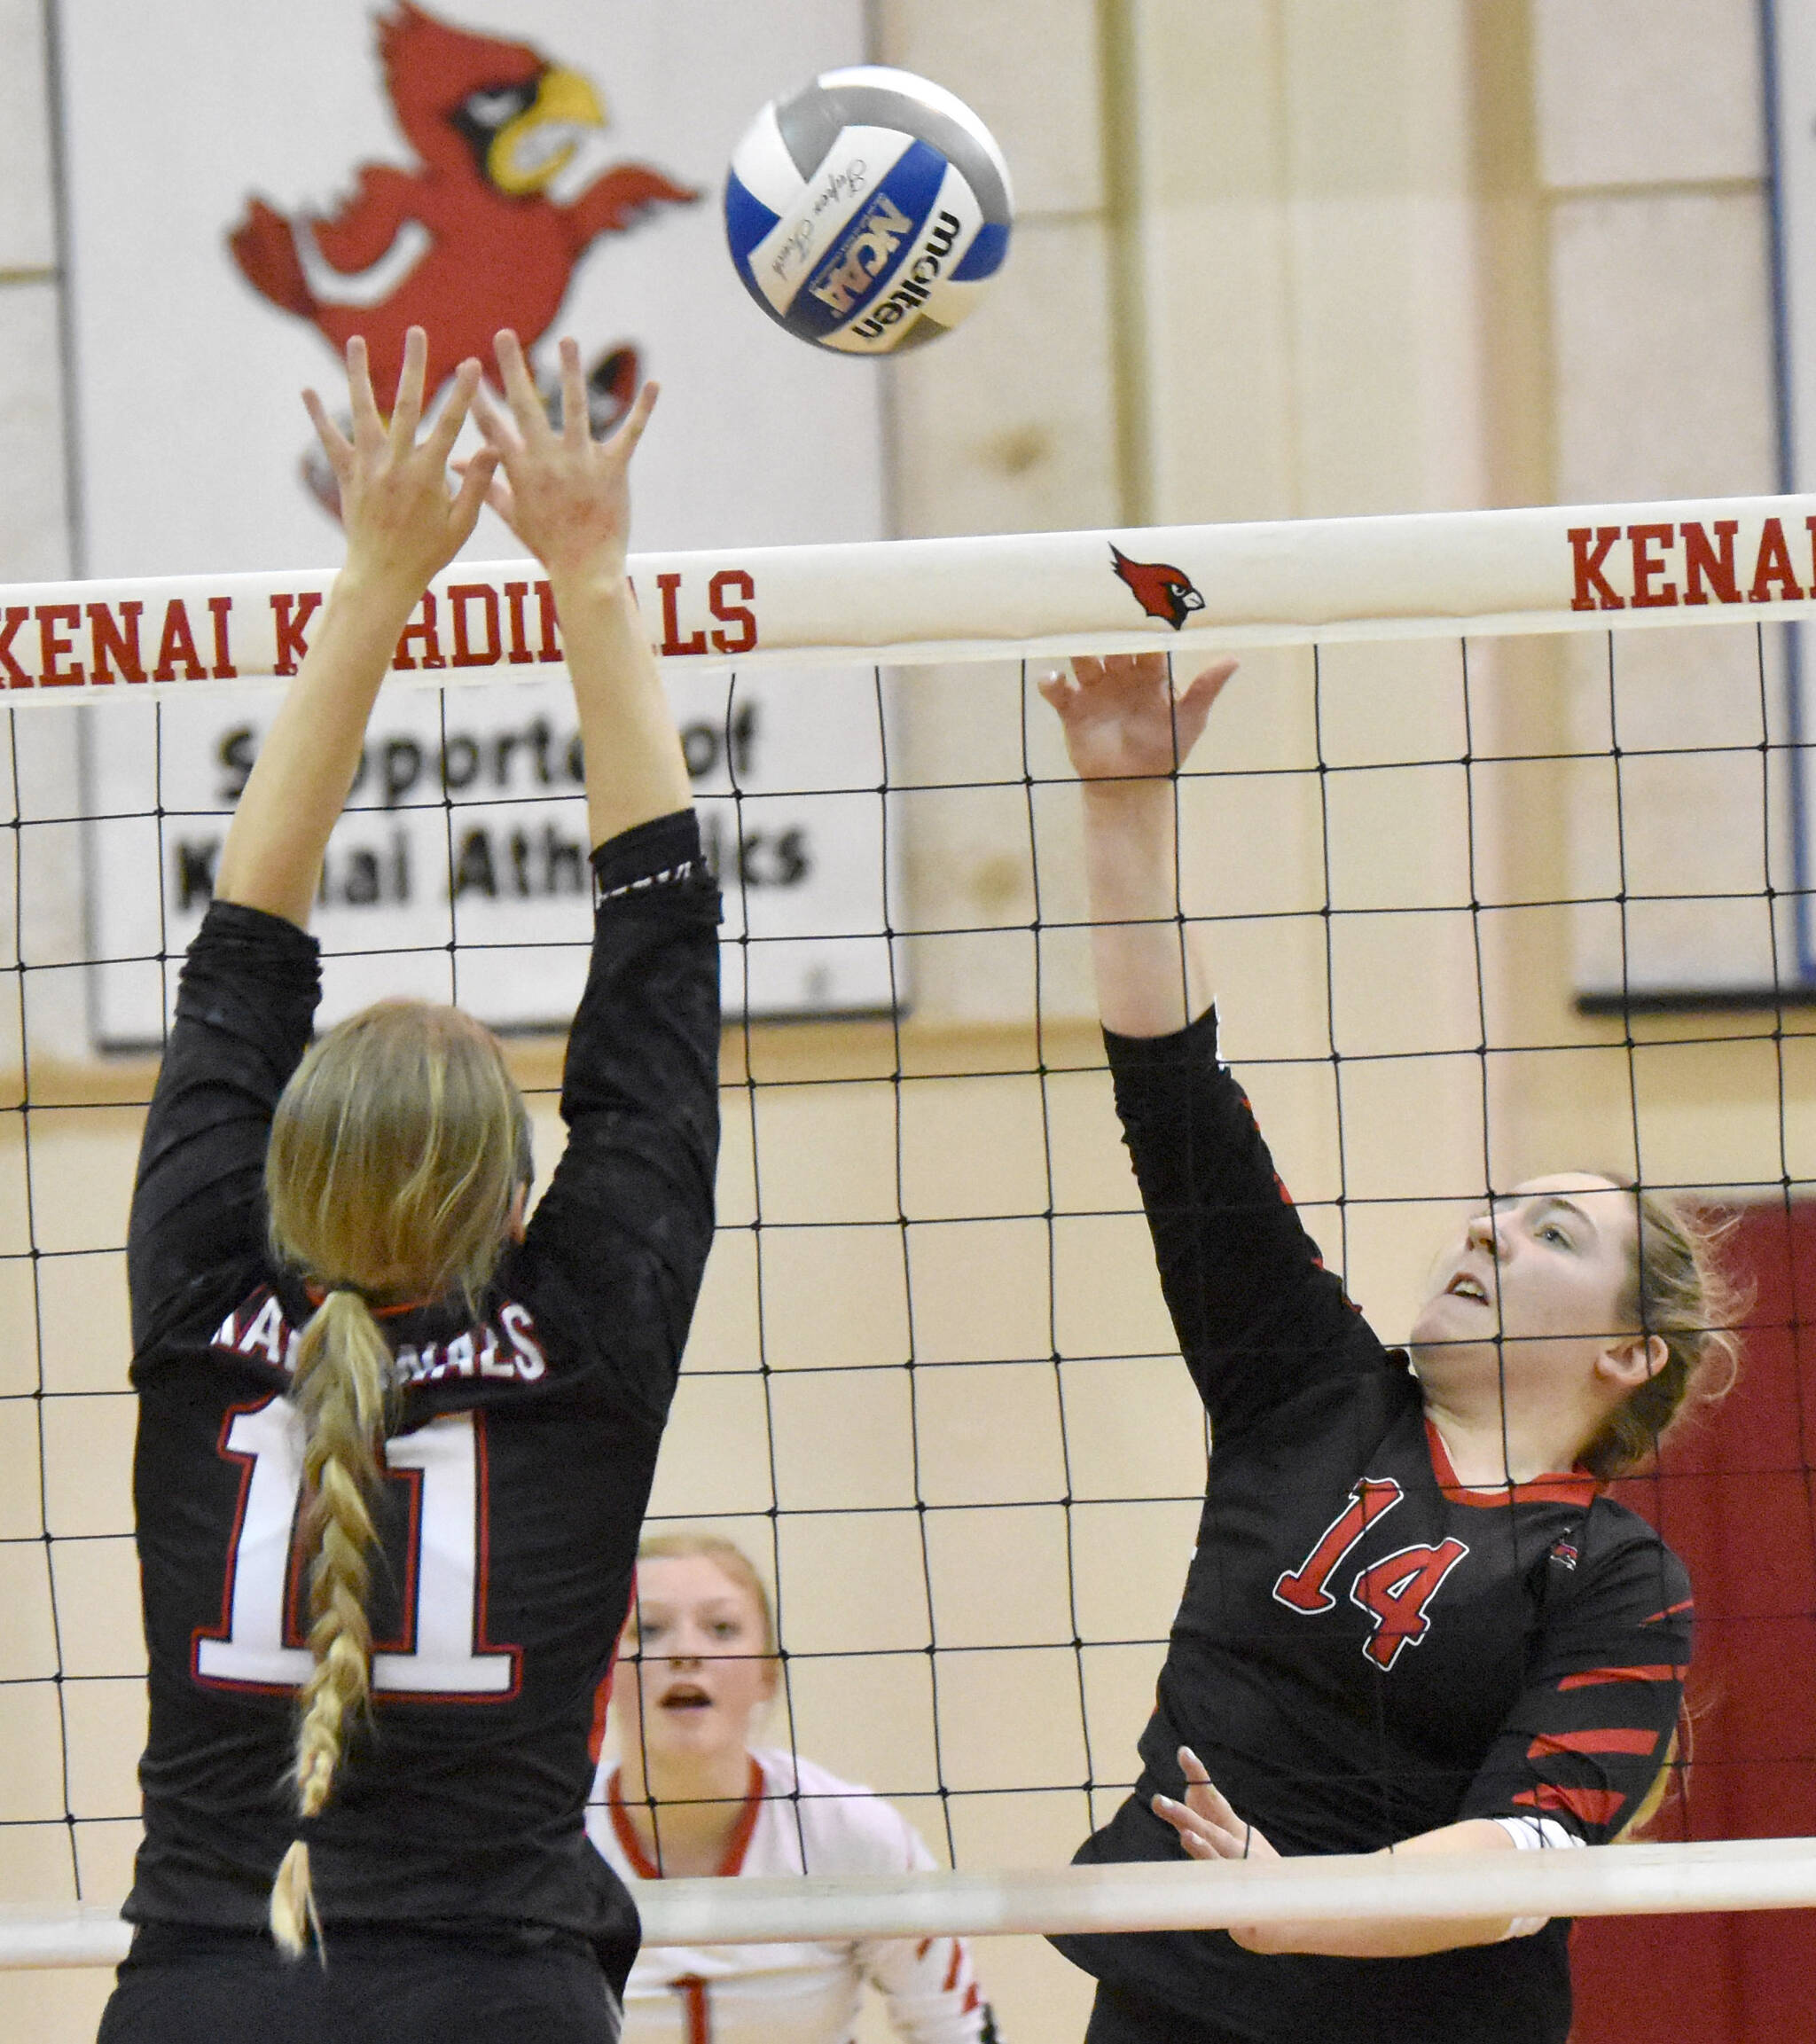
[591,1533,998,2042]
[100,326,720,2043]
[1037,652,1738,2044]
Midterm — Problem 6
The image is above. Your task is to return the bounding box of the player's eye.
[1538,1223,1569,1247]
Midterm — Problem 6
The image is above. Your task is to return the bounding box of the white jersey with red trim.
[587,1748,994,2044]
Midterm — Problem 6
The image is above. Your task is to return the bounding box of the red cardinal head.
[1110,544,1206,630]
[379,2,607,192]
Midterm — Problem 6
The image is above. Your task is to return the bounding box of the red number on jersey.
[1349,1539,1470,1669]
[1272,1478,1404,1614]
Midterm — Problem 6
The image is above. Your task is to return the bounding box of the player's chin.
[648,1701,724,1748]
[1406,1320,1495,1373]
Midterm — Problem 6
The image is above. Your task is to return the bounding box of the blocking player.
[1038,653,1737,2044]
[100,327,719,2042]
[590,1534,998,2042]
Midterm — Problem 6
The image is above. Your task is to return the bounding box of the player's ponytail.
[1581,1189,1746,1479]
[269,1285,389,1956]
[263,999,532,1957]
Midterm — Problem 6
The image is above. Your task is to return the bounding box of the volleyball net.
[3,497,1816,1987]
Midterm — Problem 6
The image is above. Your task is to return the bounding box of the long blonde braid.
[267,1288,391,1956]
[263,999,531,1958]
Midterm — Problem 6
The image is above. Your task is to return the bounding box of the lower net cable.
[6,1837,1816,1971]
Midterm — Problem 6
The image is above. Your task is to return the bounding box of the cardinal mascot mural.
[228,1,695,513]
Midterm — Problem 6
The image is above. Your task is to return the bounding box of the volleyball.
[723,66,1014,355]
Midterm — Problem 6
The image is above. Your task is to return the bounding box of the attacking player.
[1037,652,1737,2044]
[100,326,719,2042]
[590,1534,999,2041]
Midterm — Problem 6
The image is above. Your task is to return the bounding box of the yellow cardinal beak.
[488,67,607,195]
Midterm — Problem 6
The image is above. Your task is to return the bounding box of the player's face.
[617,1556,777,1769]
[1410,1172,1640,1395]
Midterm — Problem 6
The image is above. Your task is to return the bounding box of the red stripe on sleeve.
[1556,1664,1681,1691]
[942,1943,963,1993]
[963,1983,981,2013]
[1642,1600,1694,1625]
[915,1938,932,1961]
[1528,1727,1660,1759]
[1513,1783,1627,1826]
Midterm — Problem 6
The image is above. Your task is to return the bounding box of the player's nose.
[1466,1210,1505,1257]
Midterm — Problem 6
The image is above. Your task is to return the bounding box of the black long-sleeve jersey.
[121,808,720,1995]
[1053,1009,1691,2044]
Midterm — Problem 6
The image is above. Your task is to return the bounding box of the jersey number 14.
[194,1395,518,1700]
[1272,1478,1469,1671]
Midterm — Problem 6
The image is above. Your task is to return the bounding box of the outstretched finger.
[1108,651,1169,689]
[345,336,384,452]
[558,336,589,447]
[1179,655,1239,711]
[301,388,352,479]
[470,383,523,457]
[493,329,549,440]
[606,376,660,461]
[1151,1791,1246,1859]
[1180,1749,1264,1857]
[453,458,520,536]
[1179,1750,1242,1827]
[389,327,429,450]
[425,357,483,466]
[446,445,501,548]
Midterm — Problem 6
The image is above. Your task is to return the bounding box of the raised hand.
[302,328,496,597]
[1038,652,1237,783]
[1153,1746,1284,1954]
[469,330,655,587]
[1153,1747,1279,1867]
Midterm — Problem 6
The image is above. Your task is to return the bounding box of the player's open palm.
[1040,652,1236,782]
[304,327,495,598]
[1153,1746,1289,1954]
[472,329,654,586]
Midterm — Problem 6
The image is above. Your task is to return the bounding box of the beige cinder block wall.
[2,6,1797,2043]
[1499,0,1816,1206]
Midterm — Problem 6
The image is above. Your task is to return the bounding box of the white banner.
[87,666,898,1045]
[53,0,901,1035]
[57,0,881,571]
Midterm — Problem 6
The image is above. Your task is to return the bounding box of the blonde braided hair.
[268,1288,389,1954]
[263,999,531,1958]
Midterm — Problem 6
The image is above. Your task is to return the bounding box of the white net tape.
[0,493,1812,697]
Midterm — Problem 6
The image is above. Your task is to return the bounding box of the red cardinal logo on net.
[1110,544,1207,630]
[226,1,697,513]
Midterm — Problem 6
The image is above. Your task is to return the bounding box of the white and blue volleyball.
[724,67,1013,355]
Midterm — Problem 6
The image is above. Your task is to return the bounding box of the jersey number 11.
[194,1395,518,1700]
